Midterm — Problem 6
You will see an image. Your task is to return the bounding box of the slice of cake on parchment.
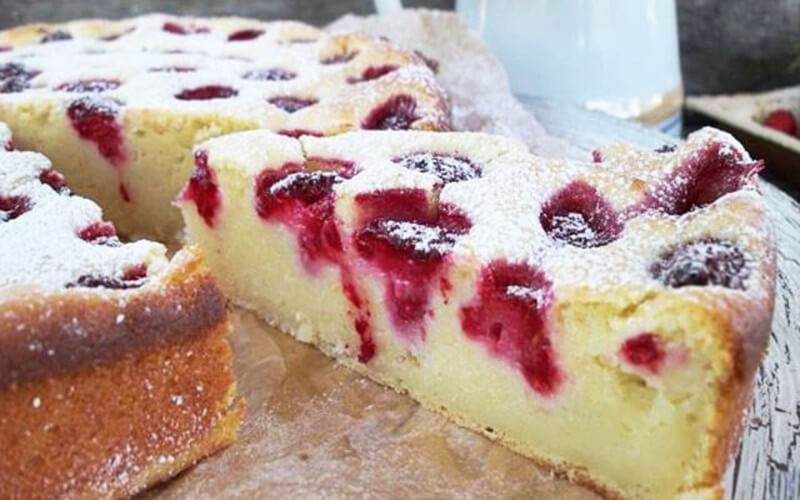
[0,14,449,241]
[0,122,244,498]
[178,127,774,499]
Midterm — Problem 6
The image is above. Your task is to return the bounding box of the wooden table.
[525,96,800,500]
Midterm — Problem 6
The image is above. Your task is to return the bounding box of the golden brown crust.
[0,248,244,498]
[0,321,243,499]
[0,250,226,390]
[699,219,777,493]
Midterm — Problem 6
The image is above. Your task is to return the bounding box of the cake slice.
[178,127,774,499]
[0,14,449,241]
[0,122,244,498]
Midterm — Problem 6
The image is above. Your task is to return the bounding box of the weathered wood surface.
[525,96,800,500]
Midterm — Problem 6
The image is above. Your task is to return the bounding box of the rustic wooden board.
[524,96,800,500]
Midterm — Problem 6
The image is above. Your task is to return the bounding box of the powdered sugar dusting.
[367,219,456,258]
[0,14,449,134]
[0,127,166,292]
[293,126,770,303]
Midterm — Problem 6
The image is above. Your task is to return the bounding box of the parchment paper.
[148,10,595,499]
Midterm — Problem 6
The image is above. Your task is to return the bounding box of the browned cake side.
[0,249,244,499]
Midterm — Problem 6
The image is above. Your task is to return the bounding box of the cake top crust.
[192,126,775,377]
[0,14,450,134]
[0,124,166,294]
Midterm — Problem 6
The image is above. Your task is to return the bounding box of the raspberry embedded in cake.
[460,260,561,397]
[0,62,39,93]
[68,263,149,290]
[320,51,358,65]
[267,170,344,207]
[178,127,774,499]
[253,162,350,271]
[650,238,750,290]
[242,68,296,81]
[66,96,125,166]
[352,187,470,341]
[638,141,763,216]
[620,333,666,375]
[180,150,221,228]
[278,129,323,138]
[78,221,120,246]
[57,78,120,93]
[267,96,318,113]
[40,30,72,43]
[175,85,238,101]
[0,122,244,498]
[0,14,449,241]
[38,169,69,193]
[393,152,481,184]
[228,29,264,41]
[540,180,622,248]
[0,194,30,222]
[348,65,398,84]
[362,95,418,130]
[162,21,209,35]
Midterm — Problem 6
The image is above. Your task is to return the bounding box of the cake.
[177,127,775,499]
[0,122,244,498]
[0,14,449,241]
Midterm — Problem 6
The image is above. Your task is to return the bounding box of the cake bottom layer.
[0,321,244,499]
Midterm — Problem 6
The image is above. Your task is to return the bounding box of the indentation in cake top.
[0,136,165,292]
[539,180,622,248]
[0,14,449,133]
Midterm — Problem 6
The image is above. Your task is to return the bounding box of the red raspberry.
[763,109,797,137]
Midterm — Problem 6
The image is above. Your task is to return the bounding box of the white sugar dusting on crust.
[0,13,449,133]
[0,127,166,292]
[289,126,772,305]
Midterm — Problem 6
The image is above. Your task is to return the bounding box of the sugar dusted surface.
[295,127,772,305]
[0,139,166,293]
[0,13,448,132]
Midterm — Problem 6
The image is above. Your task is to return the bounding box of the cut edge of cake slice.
[177,128,774,499]
[0,126,245,498]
